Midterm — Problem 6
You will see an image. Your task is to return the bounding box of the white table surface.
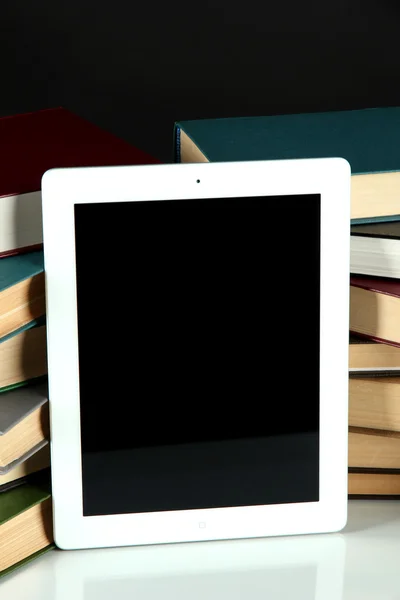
[2,499,400,599]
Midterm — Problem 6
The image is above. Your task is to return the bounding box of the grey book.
[0,381,49,474]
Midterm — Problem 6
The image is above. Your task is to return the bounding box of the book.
[0,544,55,579]
[0,107,159,257]
[0,250,45,339]
[348,427,400,469]
[348,470,400,497]
[351,220,400,279]
[349,334,400,373]
[0,446,50,492]
[350,275,400,347]
[349,375,400,432]
[0,323,47,391]
[0,474,53,575]
[174,106,400,223]
[0,381,49,472]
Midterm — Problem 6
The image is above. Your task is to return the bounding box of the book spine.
[351,215,400,225]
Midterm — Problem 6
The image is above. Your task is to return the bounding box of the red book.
[350,275,400,347]
[0,107,159,257]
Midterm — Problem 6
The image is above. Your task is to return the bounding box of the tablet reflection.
[85,564,317,600]
[7,530,344,600]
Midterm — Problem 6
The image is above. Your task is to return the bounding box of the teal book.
[0,320,47,391]
[174,106,400,224]
[0,250,44,292]
[0,317,44,344]
[0,250,45,340]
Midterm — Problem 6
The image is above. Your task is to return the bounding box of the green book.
[0,545,55,579]
[174,106,400,224]
[0,476,50,524]
[0,475,53,576]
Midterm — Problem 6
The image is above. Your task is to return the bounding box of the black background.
[2,0,400,162]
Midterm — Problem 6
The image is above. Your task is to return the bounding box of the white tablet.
[41,158,351,551]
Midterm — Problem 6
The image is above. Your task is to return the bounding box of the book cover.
[0,107,160,257]
[0,250,45,339]
[0,249,44,291]
[0,476,51,525]
[174,106,400,223]
[350,274,400,297]
[350,275,400,347]
[351,220,400,237]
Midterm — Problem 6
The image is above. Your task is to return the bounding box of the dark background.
[1,0,400,163]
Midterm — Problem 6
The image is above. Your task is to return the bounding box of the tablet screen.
[74,195,320,516]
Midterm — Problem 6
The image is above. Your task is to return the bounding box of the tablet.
[41,157,351,550]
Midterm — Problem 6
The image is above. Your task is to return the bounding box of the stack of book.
[348,221,400,497]
[0,244,52,578]
[173,105,400,498]
[0,107,158,577]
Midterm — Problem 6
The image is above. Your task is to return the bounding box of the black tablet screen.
[74,196,320,516]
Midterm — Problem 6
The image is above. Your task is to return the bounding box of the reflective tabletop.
[2,500,400,599]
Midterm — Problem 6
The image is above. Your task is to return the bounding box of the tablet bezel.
[42,158,351,550]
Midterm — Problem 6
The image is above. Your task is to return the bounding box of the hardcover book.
[0,250,45,339]
[0,544,55,579]
[350,220,400,279]
[348,427,400,470]
[0,381,49,473]
[349,334,400,372]
[0,446,50,492]
[174,106,400,223]
[348,470,400,497]
[350,275,400,347]
[0,323,47,391]
[0,474,53,576]
[0,107,159,257]
[348,375,400,432]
